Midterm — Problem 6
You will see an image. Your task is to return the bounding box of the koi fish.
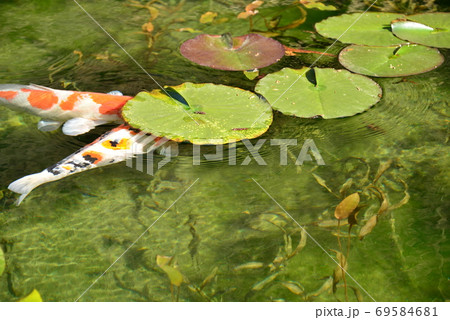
[8,125,174,205]
[0,84,132,135]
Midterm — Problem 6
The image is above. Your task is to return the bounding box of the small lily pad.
[315,12,406,46]
[122,83,273,144]
[18,289,43,302]
[180,33,285,71]
[339,44,444,77]
[255,67,381,119]
[391,13,450,49]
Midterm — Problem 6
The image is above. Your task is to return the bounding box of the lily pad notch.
[255,67,382,119]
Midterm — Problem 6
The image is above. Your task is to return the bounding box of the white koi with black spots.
[7,125,172,205]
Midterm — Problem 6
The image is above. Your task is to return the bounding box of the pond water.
[0,0,448,302]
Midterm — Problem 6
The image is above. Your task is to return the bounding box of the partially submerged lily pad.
[339,44,444,77]
[255,67,381,119]
[315,12,406,46]
[122,83,273,144]
[391,13,450,49]
[18,289,43,302]
[180,33,285,71]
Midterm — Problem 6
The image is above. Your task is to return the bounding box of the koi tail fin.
[8,171,55,206]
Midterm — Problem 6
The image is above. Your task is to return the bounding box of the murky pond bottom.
[0,0,448,301]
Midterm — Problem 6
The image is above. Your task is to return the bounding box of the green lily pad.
[18,289,43,302]
[254,67,381,119]
[391,13,450,49]
[339,44,444,77]
[315,12,406,46]
[122,83,273,144]
[180,33,285,71]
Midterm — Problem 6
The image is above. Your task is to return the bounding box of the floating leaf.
[339,44,444,77]
[161,266,183,287]
[300,0,337,11]
[156,255,183,287]
[156,255,172,267]
[122,83,273,144]
[243,69,259,80]
[256,67,382,119]
[358,215,378,240]
[281,281,304,295]
[391,13,450,49]
[180,33,285,71]
[18,289,43,302]
[315,12,406,46]
[237,1,264,19]
[234,261,265,271]
[200,11,218,24]
[335,193,360,220]
[0,246,5,277]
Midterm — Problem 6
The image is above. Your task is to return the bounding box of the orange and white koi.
[8,125,173,205]
[0,84,132,135]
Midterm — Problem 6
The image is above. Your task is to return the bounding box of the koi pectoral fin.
[37,119,63,132]
[62,118,108,136]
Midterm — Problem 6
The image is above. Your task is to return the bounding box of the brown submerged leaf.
[335,193,360,220]
[200,266,218,290]
[389,179,410,210]
[234,262,265,271]
[312,173,334,194]
[252,272,280,291]
[358,215,378,240]
[287,228,307,259]
[339,178,353,197]
[332,251,348,292]
[281,281,304,295]
[308,276,333,298]
[373,159,393,184]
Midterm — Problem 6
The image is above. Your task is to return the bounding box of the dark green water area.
[0,0,448,301]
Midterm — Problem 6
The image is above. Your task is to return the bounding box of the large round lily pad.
[122,83,273,144]
[339,44,444,77]
[391,13,450,49]
[180,33,285,71]
[315,12,406,46]
[255,67,382,119]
